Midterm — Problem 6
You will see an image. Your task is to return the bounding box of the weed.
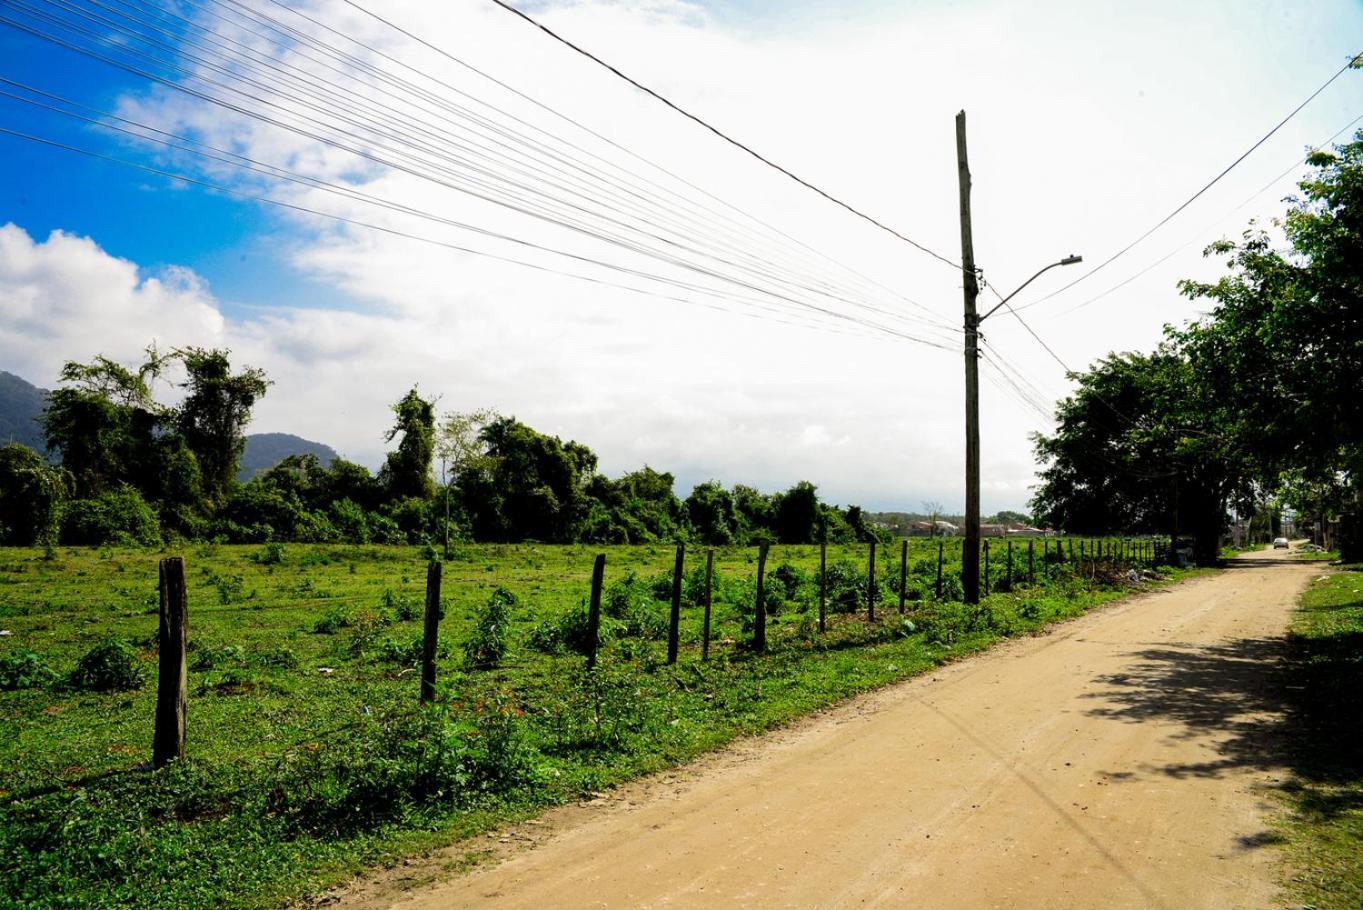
[67,638,144,692]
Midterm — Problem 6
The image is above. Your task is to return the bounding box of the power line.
[1059,108,1363,316]
[2,0,961,343]
[0,4,959,345]
[476,0,964,272]
[1014,51,1362,313]
[0,121,956,351]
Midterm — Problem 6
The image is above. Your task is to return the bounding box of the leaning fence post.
[667,543,685,664]
[866,539,877,622]
[898,539,908,613]
[818,536,827,634]
[702,549,714,661]
[420,561,442,703]
[586,554,606,669]
[935,539,944,600]
[754,542,769,653]
[153,556,188,769]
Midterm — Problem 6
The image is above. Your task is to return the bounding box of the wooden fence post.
[586,554,605,670]
[667,543,684,665]
[754,542,769,653]
[818,536,827,634]
[898,539,908,613]
[153,556,188,769]
[1028,539,1035,585]
[983,540,990,596]
[420,561,442,703]
[867,539,877,622]
[935,539,944,600]
[702,549,714,661]
[1068,539,1074,562]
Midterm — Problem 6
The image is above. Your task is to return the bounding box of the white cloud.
[6,0,1363,513]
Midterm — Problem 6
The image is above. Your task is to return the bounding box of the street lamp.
[962,254,1081,605]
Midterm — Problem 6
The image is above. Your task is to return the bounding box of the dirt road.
[333,551,1314,909]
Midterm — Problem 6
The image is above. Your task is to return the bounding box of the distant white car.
[1272,537,1289,549]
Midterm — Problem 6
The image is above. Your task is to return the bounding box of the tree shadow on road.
[1080,573,1363,827]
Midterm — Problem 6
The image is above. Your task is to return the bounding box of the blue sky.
[0,23,353,317]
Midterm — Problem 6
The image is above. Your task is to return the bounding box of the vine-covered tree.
[175,348,270,504]
[378,387,436,501]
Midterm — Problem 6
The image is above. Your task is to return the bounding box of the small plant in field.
[206,571,245,605]
[257,645,300,669]
[464,587,515,669]
[0,648,58,690]
[68,638,144,692]
[527,603,602,656]
[250,542,286,565]
[312,607,352,634]
[190,644,248,672]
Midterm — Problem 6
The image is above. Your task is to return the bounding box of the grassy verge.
[1279,562,1363,908]
[0,543,1197,908]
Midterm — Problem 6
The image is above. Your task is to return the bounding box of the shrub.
[527,604,601,656]
[257,645,300,669]
[0,648,58,690]
[190,644,247,672]
[60,487,160,547]
[250,542,285,565]
[464,587,515,669]
[68,638,144,692]
[312,607,351,634]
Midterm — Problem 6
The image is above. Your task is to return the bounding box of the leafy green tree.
[0,443,69,546]
[1175,130,1363,554]
[773,481,821,543]
[460,417,597,542]
[175,348,270,504]
[685,481,739,545]
[1030,350,1252,563]
[42,354,163,497]
[379,387,436,501]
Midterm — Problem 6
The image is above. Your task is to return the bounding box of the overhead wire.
[111,0,955,335]
[0,1,961,345]
[423,0,966,273]
[1058,108,1363,316]
[2,0,962,345]
[1013,51,1362,313]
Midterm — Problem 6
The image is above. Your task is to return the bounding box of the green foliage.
[379,388,436,502]
[0,647,58,690]
[312,607,352,635]
[250,542,285,565]
[61,486,161,547]
[68,637,145,692]
[464,587,516,669]
[175,348,271,504]
[0,443,69,547]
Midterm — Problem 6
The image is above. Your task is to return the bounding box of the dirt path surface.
[330,551,1314,909]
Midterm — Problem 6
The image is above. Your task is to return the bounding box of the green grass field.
[0,538,1178,908]
[1280,562,1363,908]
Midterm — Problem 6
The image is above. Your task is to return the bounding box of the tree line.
[0,354,880,549]
[1030,126,1363,563]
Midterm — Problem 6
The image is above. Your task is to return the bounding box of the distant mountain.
[0,369,337,479]
[0,370,48,452]
[237,432,339,481]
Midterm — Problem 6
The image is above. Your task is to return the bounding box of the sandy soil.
[322,549,1314,909]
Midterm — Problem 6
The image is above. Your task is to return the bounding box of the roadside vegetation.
[0,540,1191,909]
[1280,561,1363,908]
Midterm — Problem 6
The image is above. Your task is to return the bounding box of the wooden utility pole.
[957,110,982,606]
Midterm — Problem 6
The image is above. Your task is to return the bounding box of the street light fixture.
[961,254,1082,605]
